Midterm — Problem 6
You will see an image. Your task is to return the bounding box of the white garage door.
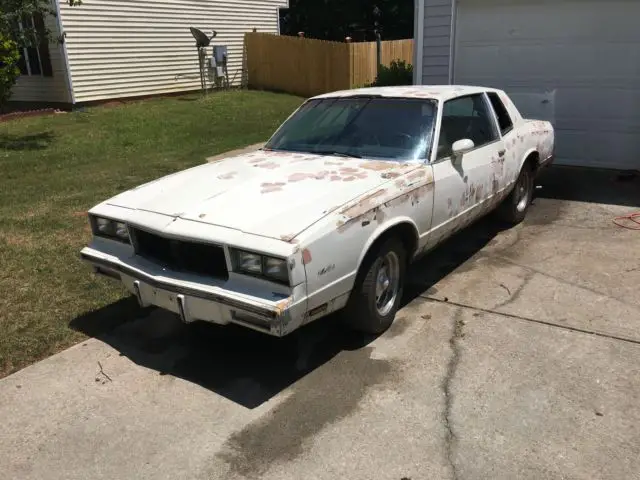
[453,0,640,169]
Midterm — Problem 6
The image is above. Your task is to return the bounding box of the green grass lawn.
[0,90,303,377]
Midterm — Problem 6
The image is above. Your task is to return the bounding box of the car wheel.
[344,238,406,335]
[498,162,534,224]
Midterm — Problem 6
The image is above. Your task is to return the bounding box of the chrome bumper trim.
[81,252,279,320]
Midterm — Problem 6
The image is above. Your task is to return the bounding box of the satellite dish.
[189,27,217,48]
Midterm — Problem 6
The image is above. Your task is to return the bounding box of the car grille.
[130,228,229,280]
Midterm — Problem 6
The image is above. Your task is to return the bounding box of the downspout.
[53,0,76,106]
[413,0,425,85]
[448,0,457,84]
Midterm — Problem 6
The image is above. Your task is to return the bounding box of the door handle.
[498,150,506,157]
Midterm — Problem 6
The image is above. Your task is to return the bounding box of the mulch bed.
[0,108,66,123]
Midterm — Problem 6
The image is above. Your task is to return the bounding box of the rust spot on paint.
[261,182,286,193]
[302,249,312,265]
[330,175,342,181]
[275,297,292,316]
[395,179,407,188]
[218,171,237,180]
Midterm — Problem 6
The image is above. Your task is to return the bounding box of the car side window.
[437,94,499,160]
[487,92,514,135]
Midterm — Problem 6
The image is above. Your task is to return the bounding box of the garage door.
[453,0,640,169]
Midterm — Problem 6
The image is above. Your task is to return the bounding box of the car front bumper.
[81,247,302,337]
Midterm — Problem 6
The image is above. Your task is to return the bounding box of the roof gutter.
[413,0,425,85]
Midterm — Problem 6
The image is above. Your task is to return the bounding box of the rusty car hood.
[106,150,421,241]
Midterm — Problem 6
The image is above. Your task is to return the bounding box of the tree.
[279,0,413,42]
[0,0,81,107]
[0,35,21,107]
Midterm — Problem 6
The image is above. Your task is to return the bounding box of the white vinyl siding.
[421,0,453,85]
[58,0,288,103]
[453,0,640,170]
[11,6,72,104]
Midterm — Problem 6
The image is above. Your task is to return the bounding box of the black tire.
[343,238,407,335]
[497,162,534,224]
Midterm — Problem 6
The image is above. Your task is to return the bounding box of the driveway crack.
[443,308,464,480]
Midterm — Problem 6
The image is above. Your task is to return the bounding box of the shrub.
[0,34,21,108]
[370,60,413,87]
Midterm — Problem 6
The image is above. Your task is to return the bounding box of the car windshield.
[265,96,437,161]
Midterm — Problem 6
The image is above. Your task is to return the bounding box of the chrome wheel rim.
[515,169,531,213]
[375,251,401,316]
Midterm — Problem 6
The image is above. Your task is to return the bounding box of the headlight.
[231,249,289,284]
[264,257,288,283]
[237,251,262,274]
[91,216,130,243]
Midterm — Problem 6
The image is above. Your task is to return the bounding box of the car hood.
[106,150,420,241]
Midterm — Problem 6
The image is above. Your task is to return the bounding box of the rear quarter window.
[487,92,514,135]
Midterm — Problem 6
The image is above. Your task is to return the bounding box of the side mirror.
[451,138,475,157]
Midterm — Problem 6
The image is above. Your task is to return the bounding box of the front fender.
[355,216,420,273]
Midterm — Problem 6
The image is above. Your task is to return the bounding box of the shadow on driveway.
[70,166,638,408]
[70,216,506,409]
[536,165,640,207]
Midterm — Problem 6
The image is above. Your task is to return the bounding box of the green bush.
[0,34,21,108]
[370,60,413,87]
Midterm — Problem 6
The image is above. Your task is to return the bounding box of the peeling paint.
[218,171,237,180]
[360,161,396,171]
[381,171,401,179]
[261,182,286,194]
[340,189,388,218]
[255,161,280,170]
[407,168,429,181]
[280,233,299,243]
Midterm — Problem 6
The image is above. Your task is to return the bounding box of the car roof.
[310,85,503,102]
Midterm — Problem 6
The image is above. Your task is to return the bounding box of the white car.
[81,85,554,336]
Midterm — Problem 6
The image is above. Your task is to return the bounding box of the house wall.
[58,0,288,103]
[11,2,73,104]
[420,0,454,85]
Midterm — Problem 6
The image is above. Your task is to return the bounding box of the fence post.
[375,30,382,75]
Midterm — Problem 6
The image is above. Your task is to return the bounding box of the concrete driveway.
[1,167,639,480]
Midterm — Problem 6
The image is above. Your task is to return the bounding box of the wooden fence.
[245,33,414,97]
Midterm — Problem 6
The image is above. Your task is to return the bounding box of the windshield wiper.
[314,150,362,159]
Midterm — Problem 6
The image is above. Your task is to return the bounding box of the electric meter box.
[213,45,228,65]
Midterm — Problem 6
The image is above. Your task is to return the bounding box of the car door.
[427,93,505,247]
